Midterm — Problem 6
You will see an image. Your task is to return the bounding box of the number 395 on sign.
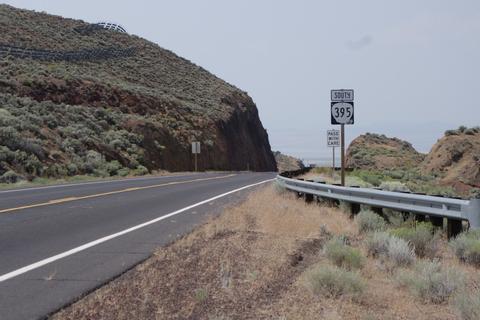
[331,102,354,125]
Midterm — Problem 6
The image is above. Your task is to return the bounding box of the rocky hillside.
[273,151,305,173]
[346,133,425,170]
[422,126,480,188]
[0,5,276,181]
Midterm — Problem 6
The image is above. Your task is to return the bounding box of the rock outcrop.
[422,128,480,188]
[273,151,305,173]
[346,133,425,170]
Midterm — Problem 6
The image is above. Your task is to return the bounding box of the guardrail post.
[304,193,314,203]
[429,216,444,229]
[401,211,411,221]
[416,214,426,222]
[447,219,463,239]
[467,199,480,229]
[350,203,360,217]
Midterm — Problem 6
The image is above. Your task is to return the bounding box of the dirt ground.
[52,185,477,320]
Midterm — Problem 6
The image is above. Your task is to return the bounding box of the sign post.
[330,89,354,186]
[191,141,200,172]
[327,129,340,178]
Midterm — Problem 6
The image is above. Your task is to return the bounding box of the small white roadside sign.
[327,129,340,147]
[191,141,200,154]
[331,89,354,102]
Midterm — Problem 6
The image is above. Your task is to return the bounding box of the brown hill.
[0,5,276,181]
[422,127,480,188]
[273,151,305,173]
[346,133,425,170]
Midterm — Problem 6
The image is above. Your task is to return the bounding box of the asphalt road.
[0,172,275,320]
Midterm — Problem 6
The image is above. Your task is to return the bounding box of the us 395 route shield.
[331,101,354,125]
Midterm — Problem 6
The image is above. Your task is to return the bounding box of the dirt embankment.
[346,133,425,171]
[422,129,480,189]
[274,151,305,173]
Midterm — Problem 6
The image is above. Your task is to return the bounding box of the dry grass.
[53,185,478,320]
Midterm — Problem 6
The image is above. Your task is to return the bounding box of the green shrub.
[385,169,405,180]
[105,160,122,176]
[324,238,365,270]
[390,223,438,258]
[345,176,372,188]
[61,138,82,153]
[24,155,42,175]
[366,232,391,257]
[355,210,386,233]
[379,181,410,192]
[0,126,21,150]
[450,230,480,266]
[133,165,149,176]
[406,182,457,197]
[0,170,20,183]
[465,128,476,136]
[66,163,78,176]
[357,171,383,186]
[396,260,464,304]
[44,164,67,178]
[93,168,109,178]
[453,290,480,320]
[117,168,130,177]
[366,232,415,266]
[383,209,413,227]
[445,129,459,136]
[387,236,415,267]
[304,265,365,298]
[469,188,480,199]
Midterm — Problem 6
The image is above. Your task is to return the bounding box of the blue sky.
[4,0,480,161]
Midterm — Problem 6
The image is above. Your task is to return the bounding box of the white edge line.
[0,178,274,282]
[0,173,205,194]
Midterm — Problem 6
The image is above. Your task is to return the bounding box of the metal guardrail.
[277,175,480,230]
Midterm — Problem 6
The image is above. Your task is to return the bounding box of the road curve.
[0,172,275,320]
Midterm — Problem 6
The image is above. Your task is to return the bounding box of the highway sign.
[331,102,354,125]
[192,141,200,154]
[327,129,340,147]
[330,88,355,186]
[192,141,200,171]
[331,89,354,102]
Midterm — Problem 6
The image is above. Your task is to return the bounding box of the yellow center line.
[0,174,236,214]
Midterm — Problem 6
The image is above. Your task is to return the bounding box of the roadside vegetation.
[0,94,154,186]
[303,126,480,198]
[53,183,480,319]
[303,166,460,197]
